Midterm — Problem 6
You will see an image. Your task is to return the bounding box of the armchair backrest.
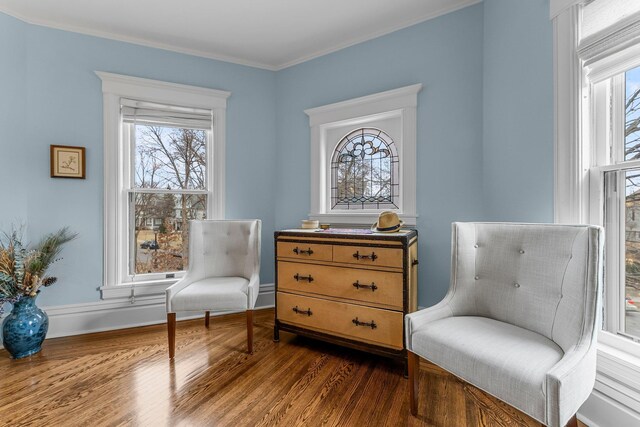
[448,222,603,352]
[187,220,261,281]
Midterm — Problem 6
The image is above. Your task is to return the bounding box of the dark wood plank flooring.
[0,308,586,427]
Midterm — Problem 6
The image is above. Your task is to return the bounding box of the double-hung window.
[97,72,229,299]
[554,1,640,420]
[572,0,640,350]
[122,100,211,279]
[592,65,640,342]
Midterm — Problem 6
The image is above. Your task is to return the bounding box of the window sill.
[594,332,640,413]
[99,278,178,300]
[309,212,417,227]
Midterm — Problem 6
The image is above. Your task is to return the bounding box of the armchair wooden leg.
[408,351,419,416]
[205,311,210,328]
[167,313,176,359]
[247,310,254,354]
[566,414,578,427]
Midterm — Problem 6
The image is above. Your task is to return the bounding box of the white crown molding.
[0,8,279,71]
[0,1,481,71]
[275,0,482,70]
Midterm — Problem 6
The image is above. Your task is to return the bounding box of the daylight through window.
[123,100,212,277]
[596,65,640,341]
[330,128,398,210]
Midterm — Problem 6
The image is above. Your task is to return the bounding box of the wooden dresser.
[274,228,418,362]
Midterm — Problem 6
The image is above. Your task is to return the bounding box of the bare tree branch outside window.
[132,126,207,275]
[622,67,640,336]
[331,128,399,210]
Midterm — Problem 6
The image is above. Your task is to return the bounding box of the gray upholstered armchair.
[406,222,603,427]
[166,219,261,358]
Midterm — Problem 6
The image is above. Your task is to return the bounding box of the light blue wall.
[0,15,27,225]
[0,12,277,306]
[482,0,554,222]
[0,0,555,310]
[276,5,486,307]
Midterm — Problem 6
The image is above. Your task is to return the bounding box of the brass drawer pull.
[292,306,312,316]
[353,251,378,261]
[352,317,377,329]
[294,273,314,283]
[293,247,314,256]
[352,281,378,292]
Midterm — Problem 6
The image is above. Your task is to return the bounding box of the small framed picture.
[50,145,86,179]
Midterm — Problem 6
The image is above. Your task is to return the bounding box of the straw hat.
[371,211,403,233]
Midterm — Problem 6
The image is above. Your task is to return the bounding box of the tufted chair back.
[447,222,603,352]
[186,220,261,282]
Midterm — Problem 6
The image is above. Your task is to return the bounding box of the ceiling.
[0,0,480,70]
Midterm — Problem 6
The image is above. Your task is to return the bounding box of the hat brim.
[371,220,404,233]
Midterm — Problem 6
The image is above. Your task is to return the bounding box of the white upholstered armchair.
[406,222,603,427]
[166,219,261,358]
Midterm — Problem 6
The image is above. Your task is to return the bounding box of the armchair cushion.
[411,316,564,423]
[170,277,249,312]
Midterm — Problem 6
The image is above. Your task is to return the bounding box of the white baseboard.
[578,388,640,427]
[1,283,275,345]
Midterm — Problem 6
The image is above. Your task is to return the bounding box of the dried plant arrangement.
[0,227,77,314]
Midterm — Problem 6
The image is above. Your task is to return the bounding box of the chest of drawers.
[274,229,418,361]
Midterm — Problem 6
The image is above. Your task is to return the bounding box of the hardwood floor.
[0,309,586,427]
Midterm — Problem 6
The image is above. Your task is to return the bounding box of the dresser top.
[275,228,417,243]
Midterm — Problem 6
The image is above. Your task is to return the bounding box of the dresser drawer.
[333,245,403,269]
[277,241,332,262]
[278,261,403,310]
[277,292,403,349]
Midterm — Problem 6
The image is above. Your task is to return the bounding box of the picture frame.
[50,145,86,179]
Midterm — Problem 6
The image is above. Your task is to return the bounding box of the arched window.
[331,128,399,210]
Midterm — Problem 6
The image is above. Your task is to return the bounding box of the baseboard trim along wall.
[1,283,275,344]
[578,388,640,427]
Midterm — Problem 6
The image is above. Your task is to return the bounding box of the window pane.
[331,128,399,210]
[134,125,207,190]
[625,170,640,337]
[131,193,207,275]
[625,66,640,160]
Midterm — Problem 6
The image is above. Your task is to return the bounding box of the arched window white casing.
[305,84,421,226]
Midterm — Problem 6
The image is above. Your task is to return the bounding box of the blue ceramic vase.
[2,295,49,359]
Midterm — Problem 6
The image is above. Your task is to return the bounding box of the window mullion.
[604,170,624,333]
[612,74,626,163]
[128,192,137,279]
[127,188,209,195]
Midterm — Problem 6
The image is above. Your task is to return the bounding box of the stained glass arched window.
[331,128,399,210]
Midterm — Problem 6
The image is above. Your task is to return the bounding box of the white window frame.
[590,72,640,339]
[553,2,640,419]
[305,84,421,226]
[96,72,230,299]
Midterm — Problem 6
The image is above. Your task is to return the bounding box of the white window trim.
[96,72,230,299]
[550,0,583,20]
[553,2,640,418]
[304,84,421,226]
